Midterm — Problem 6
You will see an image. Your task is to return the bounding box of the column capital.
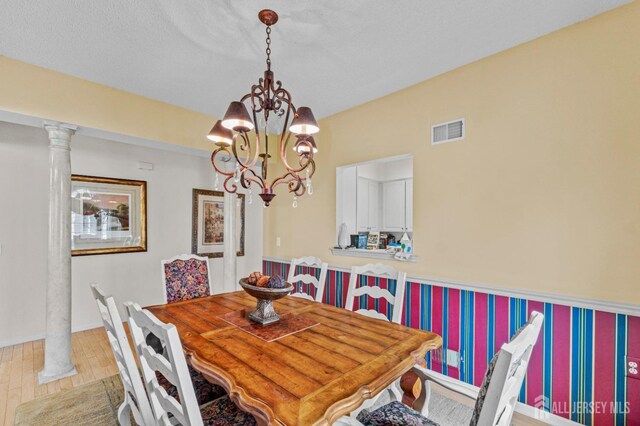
[43,121,77,148]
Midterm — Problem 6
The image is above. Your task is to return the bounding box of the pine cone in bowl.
[268,275,286,289]
[246,271,263,285]
[256,275,271,288]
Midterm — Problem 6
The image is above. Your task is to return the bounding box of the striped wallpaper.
[263,259,640,426]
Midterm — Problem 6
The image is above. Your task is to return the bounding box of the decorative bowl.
[239,278,293,325]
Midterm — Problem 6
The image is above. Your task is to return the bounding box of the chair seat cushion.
[156,366,226,405]
[356,401,440,426]
[200,396,257,425]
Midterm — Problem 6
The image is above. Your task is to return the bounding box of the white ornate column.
[223,190,237,293]
[39,123,77,384]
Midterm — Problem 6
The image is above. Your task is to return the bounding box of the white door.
[405,179,413,232]
[382,180,406,231]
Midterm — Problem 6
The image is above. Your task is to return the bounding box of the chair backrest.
[344,263,407,324]
[125,302,203,426]
[161,254,212,304]
[90,284,155,426]
[287,256,329,302]
[474,311,544,426]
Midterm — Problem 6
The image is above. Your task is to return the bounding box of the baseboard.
[425,369,579,426]
[0,321,103,349]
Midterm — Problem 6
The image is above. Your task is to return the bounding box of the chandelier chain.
[265,26,272,70]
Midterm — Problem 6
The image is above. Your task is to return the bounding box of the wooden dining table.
[147,290,442,425]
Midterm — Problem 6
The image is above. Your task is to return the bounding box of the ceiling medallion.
[207,9,319,207]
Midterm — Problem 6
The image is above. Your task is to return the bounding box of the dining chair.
[161,254,212,304]
[91,284,155,426]
[337,311,545,426]
[125,301,257,426]
[287,256,328,302]
[344,263,407,324]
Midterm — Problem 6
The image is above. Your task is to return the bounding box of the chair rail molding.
[263,256,640,317]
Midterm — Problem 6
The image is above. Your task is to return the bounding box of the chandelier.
[207,9,319,207]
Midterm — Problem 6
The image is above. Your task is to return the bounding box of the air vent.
[432,118,465,145]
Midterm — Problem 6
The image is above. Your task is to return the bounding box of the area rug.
[14,375,124,426]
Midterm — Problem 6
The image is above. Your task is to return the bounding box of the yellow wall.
[0,56,215,150]
[264,1,640,304]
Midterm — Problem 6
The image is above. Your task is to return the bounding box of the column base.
[38,365,77,384]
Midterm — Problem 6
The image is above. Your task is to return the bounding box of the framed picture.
[71,175,147,256]
[191,189,245,258]
[367,232,380,250]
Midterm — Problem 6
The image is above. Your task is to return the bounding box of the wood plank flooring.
[0,328,118,426]
[0,327,544,426]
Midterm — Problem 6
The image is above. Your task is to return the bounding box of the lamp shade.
[221,101,254,131]
[207,120,233,146]
[293,136,318,154]
[289,106,319,135]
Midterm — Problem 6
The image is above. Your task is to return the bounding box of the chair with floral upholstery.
[126,301,256,426]
[161,254,212,304]
[336,311,544,426]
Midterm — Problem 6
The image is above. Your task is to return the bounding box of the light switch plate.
[627,356,640,380]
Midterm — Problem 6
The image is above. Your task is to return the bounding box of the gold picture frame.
[71,175,147,256]
[191,189,245,258]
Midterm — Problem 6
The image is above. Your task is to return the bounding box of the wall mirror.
[335,155,415,261]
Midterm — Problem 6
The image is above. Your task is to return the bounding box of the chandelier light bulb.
[293,136,318,154]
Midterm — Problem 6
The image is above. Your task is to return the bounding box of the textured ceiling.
[0,1,631,119]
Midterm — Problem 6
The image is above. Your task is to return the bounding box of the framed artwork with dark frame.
[71,175,147,256]
[191,189,245,258]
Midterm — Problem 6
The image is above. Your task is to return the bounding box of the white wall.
[0,121,263,346]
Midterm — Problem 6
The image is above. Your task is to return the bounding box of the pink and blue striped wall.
[263,259,640,425]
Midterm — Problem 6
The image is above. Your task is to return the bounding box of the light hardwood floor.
[0,327,544,426]
[0,328,118,426]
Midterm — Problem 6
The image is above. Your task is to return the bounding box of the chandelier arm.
[240,167,266,190]
[248,84,266,114]
[223,174,239,194]
[210,148,236,177]
[271,171,304,194]
[232,131,260,171]
[301,157,317,179]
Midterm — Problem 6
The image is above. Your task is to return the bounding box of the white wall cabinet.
[337,166,358,236]
[405,179,413,232]
[382,179,412,232]
[357,177,381,232]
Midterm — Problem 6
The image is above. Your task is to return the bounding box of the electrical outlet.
[446,349,460,369]
[430,348,460,369]
[276,237,281,247]
[628,356,640,380]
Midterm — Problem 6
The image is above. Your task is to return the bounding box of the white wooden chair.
[287,256,328,302]
[125,302,256,426]
[90,284,155,426]
[161,254,212,304]
[337,311,544,426]
[344,263,407,324]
